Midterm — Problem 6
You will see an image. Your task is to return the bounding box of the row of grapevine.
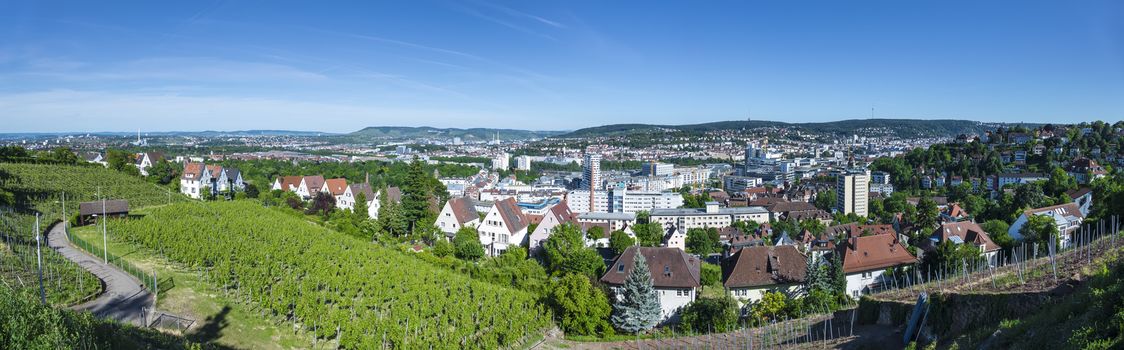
[110,201,553,349]
[0,163,186,305]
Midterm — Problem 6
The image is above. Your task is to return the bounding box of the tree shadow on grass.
[189,305,232,345]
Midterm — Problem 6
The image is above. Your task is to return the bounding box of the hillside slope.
[109,201,551,349]
[347,126,564,141]
[558,119,1009,138]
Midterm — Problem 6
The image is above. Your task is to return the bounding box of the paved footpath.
[46,222,153,327]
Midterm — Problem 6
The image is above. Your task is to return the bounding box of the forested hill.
[347,126,564,141]
[557,119,1016,139]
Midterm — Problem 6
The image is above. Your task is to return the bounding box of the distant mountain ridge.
[557,119,1019,138]
[347,126,564,140]
[0,130,332,139]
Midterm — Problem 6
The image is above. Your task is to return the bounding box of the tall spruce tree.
[610,251,661,333]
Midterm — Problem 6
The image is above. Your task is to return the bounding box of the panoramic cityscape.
[2,1,1123,350]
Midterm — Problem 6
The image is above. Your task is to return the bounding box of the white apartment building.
[583,153,602,190]
[568,189,683,214]
[515,155,532,171]
[491,153,511,171]
[650,202,770,233]
[836,173,869,217]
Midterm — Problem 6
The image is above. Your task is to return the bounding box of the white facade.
[836,173,869,217]
[567,189,683,214]
[655,287,695,320]
[846,269,888,298]
[729,284,801,306]
[650,205,770,233]
[491,153,511,171]
[435,200,480,236]
[583,153,602,190]
[515,155,532,171]
[476,203,528,257]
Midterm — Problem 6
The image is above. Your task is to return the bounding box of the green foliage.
[109,201,551,349]
[106,149,139,176]
[700,263,722,286]
[432,239,454,258]
[680,191,711,208]
[610,252,661,334]
[1020,214,1059,252]
[608,230,635,255]
[548,274,614,336]
[981,219,1014,249]
[632,223,665,247]
[813,190,836,211]
[922,240,983,275]
[749,291,789,323]
[147,160,180,185]
[0,285,207,350]
[453,226,484,261]
[543,223,605,278]
[685,227,720,256]
[0,163,186,304]
[680,295,739,333]
[914,197,938,231]
[586,226,605,242]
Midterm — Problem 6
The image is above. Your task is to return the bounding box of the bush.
[700,263,721,286]
[680,295,739,333]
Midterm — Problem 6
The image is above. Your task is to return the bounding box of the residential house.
[939,203,971,223]
[338,183,378,219]
[436,197,482,237]
[321,178,349,205]
[663,227,686,251]
[179,162,209,199]
[838,234,917,298]
[1067,158,1108,184]
[601,247,701,322]
[134,152,164,176]
[722,245,807,305]
[928,221,1001,266]
[1009,203,1085,249]
[1066,187,1093,217]
[271,176,303,192]
[477,198,530,257]
[296,176,326,199]
[528,202,576,254]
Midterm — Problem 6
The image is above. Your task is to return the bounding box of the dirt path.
[46,222,153,327]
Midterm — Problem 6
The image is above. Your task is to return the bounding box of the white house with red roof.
[838,234,917,298]
[528,201,575,254]
[929,221,1001,266]
[477,198,530,257]
[1009,202,1085,249]
[296,176,326,199]
[436,197,481,237]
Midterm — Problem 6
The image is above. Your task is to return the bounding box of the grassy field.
[70,222,328,350]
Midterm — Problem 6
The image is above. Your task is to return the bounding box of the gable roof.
[79,200,130,216]
[323,178,348,195]
[385,186,403,203]
[493,197,529,234]
[222,168,241,181]
[446,197,480,225]
[181,162,204,180]
[824,224,897,239]
[767,201,817,214]
[205,164,224,178]
[933,221,1000,252]
[301,176,326,191]
[1066,187,1092,200]
[1024,202,1084,219]
[838,234,916,273]
[276,176,303,191]
[348,183,375,201]
[601,246,701,288]
[722,245,807,288]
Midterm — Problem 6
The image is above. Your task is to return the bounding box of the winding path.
[46,222,153,327]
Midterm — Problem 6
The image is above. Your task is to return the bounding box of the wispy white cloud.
[451,3,557,41]
[477,2,566,29]
[15,57,328,82]
[0,89,511,133]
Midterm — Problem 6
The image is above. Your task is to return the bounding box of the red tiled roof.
[494,197,529,234]
[323,178,348,195]
[838,234,916,273]
[601,246,701,288]
[722,245,807,288]
[933,221,1000,252]
[447,197,479,225]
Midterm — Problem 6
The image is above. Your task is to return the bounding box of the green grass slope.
[108,200,552,349]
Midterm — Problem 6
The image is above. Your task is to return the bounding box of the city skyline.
[2,0,1122,132]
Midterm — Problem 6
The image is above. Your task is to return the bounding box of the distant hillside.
[347,126,564,140]
[0,130,333,139]
[558,119,1009,139]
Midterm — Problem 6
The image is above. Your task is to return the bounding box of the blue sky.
[1,0,1121,133]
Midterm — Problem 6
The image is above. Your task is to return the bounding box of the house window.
[617,264,625,272]
[676,289,691,297]
[861,271,872,278]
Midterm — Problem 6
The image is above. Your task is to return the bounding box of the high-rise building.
[583,153,602,191]
[515,155,532,171]
[836,172,869,217]
[491,153,510,170]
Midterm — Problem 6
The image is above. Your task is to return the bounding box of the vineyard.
[0,284,211,350]
[109,200,553,349]
[0,162,185,305]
